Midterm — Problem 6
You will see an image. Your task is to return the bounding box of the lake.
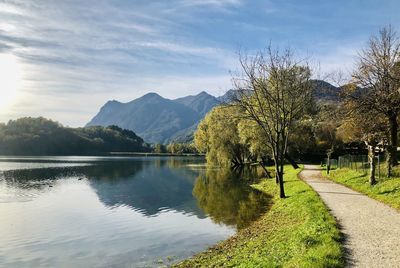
[0,156,270,267]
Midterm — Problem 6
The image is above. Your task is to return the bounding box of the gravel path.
[299,165,400,268]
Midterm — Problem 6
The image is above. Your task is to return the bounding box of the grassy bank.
[327,168,400,211]
[175,166,343,267]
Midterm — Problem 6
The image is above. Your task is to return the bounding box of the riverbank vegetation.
[194,25,400,195]
[179,25,399,266]
[175,166,343,267]
[337,25,400,183]
[327,168,400,210]
[195,47,320,198]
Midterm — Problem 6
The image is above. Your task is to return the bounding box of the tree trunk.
[368,144,377,185]
[274,143,280,184]
[387,114,398,176]
[275,161,280,184]
[278,162,286,198]
[284,153,299,169]
[259,161,272,178]
[326,153,331,174]
[386,157,393,178]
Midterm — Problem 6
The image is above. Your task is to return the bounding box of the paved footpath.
[299,165,400,268]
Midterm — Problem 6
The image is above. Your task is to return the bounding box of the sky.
[0,0,399,127]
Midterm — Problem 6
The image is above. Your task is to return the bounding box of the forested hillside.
[0,117,151,155]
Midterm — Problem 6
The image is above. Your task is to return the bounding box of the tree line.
[0,117,202,156]
[152,143,198,154]
[194,25,400,198]
[0,117,152,155]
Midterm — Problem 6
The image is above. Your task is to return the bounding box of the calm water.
[0,156,269,267]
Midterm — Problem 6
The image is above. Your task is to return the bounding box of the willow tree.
[349,26,400,177]
[194,105,249,167]
[231,46,313,198]
[238,120,269,160]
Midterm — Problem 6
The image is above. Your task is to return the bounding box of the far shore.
[0,153,205,158]
[109,152,205,157]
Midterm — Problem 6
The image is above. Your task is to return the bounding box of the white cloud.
[0,73,233,126]
[0,0,380,127]
[178,0,242,8]
[0,0,239,126]
[0,2,26,15]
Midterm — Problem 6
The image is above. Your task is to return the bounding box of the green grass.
[174,165,343,268]
[327,168,400,211]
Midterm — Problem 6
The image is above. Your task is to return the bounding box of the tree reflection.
[193,168,271,229]
[1,158,271,226]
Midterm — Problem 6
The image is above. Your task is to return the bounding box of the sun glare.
[0,53,22,110]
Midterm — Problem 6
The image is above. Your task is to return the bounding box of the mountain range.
[86,80,341,144]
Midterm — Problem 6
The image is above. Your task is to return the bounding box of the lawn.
[327,167,400,211]
[174,165,343,268]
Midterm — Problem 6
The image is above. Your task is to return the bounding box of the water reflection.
[0,157,271,267]
[1,158,270,226]
[1,158,202,216]
[193,167,271,229]
[88,160,203,216]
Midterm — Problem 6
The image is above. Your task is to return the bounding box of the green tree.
[313,103,344,173]
[0,117,150,155]
[287,118,317,160]
[194,106,249,166]
[166,142,197,154]
[153,144,166,153]
[237,119,270,161]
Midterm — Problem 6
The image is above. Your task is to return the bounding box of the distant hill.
[87,80,340,144]
[311,80,341,102]
[175,91,219,116]
[216,81,341,103]
[217,89,242,103]
[0,117,150,155]
[87,91,220,144]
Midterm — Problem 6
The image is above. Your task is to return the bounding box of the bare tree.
[231,46,313,198]
[350,25,400,177]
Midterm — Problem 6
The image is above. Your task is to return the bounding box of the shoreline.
[175,165,344,267]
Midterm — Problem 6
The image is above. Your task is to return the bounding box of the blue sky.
[0,0,399,126]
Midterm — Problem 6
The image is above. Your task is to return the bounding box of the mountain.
[87,92,207,144]
[167,123,199,143]
[217,81,342,103]
[175,91,219,116]
[217,89,241,103]
[87,80,340,144]
[170,92,220,142]
[311,80,341,102]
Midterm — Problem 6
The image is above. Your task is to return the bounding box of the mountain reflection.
[88,159,204,216]
[1,157,271,227]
